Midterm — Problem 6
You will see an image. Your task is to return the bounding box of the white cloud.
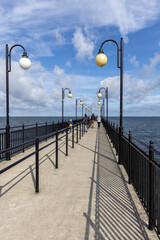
[72,28,94,61]
[65,61,71,67]
[130,55,139,67]
[53,65,64,76]
[139,53,160,77]
[100,74,130,101]
[52,29,66,45]
[100,73,160,105]
[0,0,159,56]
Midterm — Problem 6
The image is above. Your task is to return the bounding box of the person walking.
[69,119,73,131]
[84,114,88,132]
[91,113,95,128]
[97,116,101,128]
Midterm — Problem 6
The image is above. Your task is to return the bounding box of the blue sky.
[0,0,160,117]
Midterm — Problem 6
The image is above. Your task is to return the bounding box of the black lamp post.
[62,88,72,123]
[97,87,108,121]
[6,44,31,160]
[75,98,82,120]
[95,38,123,164]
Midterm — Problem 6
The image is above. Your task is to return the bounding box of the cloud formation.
[0,0,159,56]
[72,28,94,61]
[130,55,139,67]
[138,53,160,77]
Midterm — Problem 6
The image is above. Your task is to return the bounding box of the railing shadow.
[84,127,149,240]
[0,139,66,198]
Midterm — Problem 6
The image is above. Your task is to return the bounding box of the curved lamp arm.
[7,44,28,72]
[98,87,108,98]
[98,39,120,68]
[62,87,71,99]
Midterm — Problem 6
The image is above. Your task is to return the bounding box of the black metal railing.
[0,120,89,194]
[0,119,83,161]
[102,118,160,235]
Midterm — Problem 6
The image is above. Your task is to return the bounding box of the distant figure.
[84,114,88,132]
[97,116,101,128]
[69,119,73,131]
[91,113,95,128]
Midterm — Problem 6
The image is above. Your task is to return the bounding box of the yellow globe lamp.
[95,50,107,67]
[79,101,82,105]
[85,105,87,108]
[98,101,100,105]
[98,106,100,109]
[97,92,102,98]
[68,91,72,98]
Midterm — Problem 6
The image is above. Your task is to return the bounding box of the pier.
[0,122,158,239]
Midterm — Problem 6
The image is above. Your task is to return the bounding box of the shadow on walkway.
[84,127,149,240]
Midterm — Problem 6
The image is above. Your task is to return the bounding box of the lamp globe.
[19,56,31,70]
[97,92,102,98]
[95,53,107,67]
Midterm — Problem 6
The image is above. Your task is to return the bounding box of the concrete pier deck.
[0,125,158,239]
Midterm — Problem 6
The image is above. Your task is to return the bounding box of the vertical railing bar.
[66,127,68,156]
[35,136,39,193]
[77,124,78,143]
[148,140,154,230]
[72,126,74,148]
[56,131,58,168]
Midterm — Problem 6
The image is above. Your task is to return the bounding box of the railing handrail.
[0,121,84,156]
[102,118,160,234]
[0,121,85,175]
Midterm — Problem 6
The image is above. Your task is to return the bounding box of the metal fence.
[102,118,160,235]
[0,120,89,193]
[0,119,83,161]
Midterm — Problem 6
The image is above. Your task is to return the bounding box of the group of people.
[68,114,101,132]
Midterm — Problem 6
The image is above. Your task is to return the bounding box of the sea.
[0,116,160,163]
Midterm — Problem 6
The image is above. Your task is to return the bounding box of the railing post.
[66,127,68,156]
[36,122,38,136]
[77,124,78,143]
[80,123,81,139]
[52,121,55,132]
[5,125,10,160]
[35,136,39,193]
[82,122,83,137]
[22,124,25,153]
[56,131,58,168]
[148,140,154,230]
[45,121,47,141]
[128,131,132,184]
[72,125,74,148]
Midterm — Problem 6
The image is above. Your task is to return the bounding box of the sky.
[0,0,160,117]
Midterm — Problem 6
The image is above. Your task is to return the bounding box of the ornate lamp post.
[95,38,123,164]
[76,98,82,120]
[62,88,72,122]
[79,100,83,119]
[97,87,108,121]
[6,44,31,160]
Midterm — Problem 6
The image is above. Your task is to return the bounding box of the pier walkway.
[0,124,158,239]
